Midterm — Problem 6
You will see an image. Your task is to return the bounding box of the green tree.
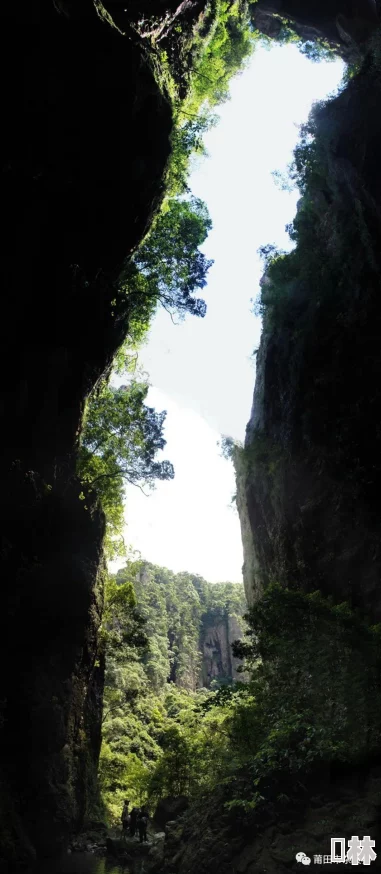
[78,382,174,556]
[121,196,213,320]
[79,193,213,557]
[166,112,217,195]
[188,0,255,113]
[101,575,148,656]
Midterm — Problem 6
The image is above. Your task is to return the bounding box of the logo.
[295,837,377,866]
[296,852,311,865]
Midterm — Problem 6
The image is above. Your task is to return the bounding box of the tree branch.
[86,470,150,495]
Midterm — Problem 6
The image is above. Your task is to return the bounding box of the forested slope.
[99,561,246,820]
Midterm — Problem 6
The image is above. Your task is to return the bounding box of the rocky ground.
[67,796,189,868]
[69,824,167,870]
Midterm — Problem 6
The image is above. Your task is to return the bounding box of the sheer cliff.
[237,33,381,620]
[0,1,174,864]
[200,607,245,686]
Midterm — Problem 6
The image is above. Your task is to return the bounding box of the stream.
[38,854,148,874]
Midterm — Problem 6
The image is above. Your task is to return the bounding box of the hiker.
[121,800,130,839]
[137,805,149,843]
[129,805,139,838]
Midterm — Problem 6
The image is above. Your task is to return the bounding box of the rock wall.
[234,443,265,608]
[251,0,379,54]
[0,1,173,864]
[237,31,381,620]
[200,611,245,686]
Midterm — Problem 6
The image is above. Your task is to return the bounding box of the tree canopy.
[78,194,212,558]
[188,0,255,112]
[120,196,213,320]
[78,382,174,556]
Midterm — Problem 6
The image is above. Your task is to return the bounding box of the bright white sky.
[115,43,344,583]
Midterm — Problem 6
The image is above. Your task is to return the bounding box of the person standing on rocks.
[121,800,130,839]
[137,805,149,843]
[129,805,139,838]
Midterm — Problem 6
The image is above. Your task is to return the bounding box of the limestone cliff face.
[234,440,265,608]
[200,611,246,687]
[0,1,174,864]
[237,33,381,621]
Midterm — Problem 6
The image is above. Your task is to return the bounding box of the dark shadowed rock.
[159,767,381,874]
[252,0,379,57]
[0,0,172,864]
[237,34,381,621]
[153,796,189,829]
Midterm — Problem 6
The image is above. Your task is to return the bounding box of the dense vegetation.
[99,561,381,827]
[227,586,381,812]
[98,561,246,820]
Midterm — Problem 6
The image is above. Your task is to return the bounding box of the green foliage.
[253,244,295,323]
[253,85,380,330]
[80,382,173,491]
[237,433,286,481]
[115,562,246,692]
[164,0,256,195]
[99,560,246,821]
[140,584,381,821]
[120,196,213,321]
[146,689,231,802]
[101,575,148,654]
[78,382,174,557]
[219,435,240,461]
[186,0,255,112]
[79,195,213,558]
[226,585,381,807]
[99,570,381,825]
[166,112,217,196]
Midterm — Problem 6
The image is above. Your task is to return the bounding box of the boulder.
[153,796,189,829]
